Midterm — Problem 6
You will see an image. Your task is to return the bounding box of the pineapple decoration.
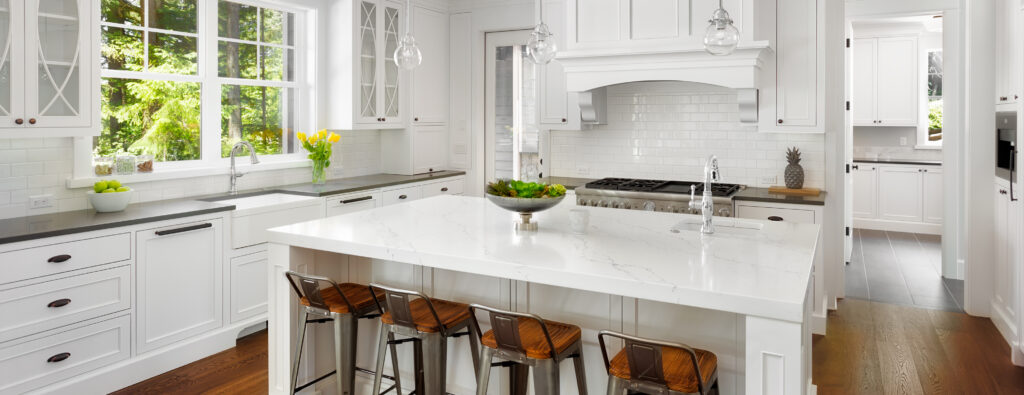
[784,147,805,189]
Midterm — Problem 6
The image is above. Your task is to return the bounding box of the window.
[87,0,309,174]
[924,49,942,145]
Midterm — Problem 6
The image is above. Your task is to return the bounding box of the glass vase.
[311,160,328,185]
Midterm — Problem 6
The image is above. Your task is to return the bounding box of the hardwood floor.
[114,299,1024,395]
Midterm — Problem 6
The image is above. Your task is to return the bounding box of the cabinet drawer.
[325,190,382,217]
[421,178,465,198]
[736,205,816,224]
[0,233,131,285]
[0,315,130,394]
[383,186,422,206]
[230,252,268,324]
[0,266,131,344]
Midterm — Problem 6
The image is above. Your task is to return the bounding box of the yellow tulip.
[318,130,328,139]
[296,132,306,142]
[328,133,340,143]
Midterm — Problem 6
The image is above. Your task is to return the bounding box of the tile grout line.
[858,228,871,299]
[884,231,917,304]
[914,232,964,312]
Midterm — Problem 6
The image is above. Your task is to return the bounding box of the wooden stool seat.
[380,297,472,333]
[480,317,582,359]
[298,282,383,314]
[608,347,718,394]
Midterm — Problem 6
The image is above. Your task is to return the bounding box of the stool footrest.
[448,330,471,338]
[305,318,334,324]
[294,370,335,392]
[388,337,418,345]
[492,360,517,368]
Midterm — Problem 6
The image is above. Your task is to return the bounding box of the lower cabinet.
[136,218,223,354]
[878,166,923,222]
[852,165,878,218]
[229,251,268,324]
[854,163,943,233]
[326,190,382,217]
[993,180,1020,345]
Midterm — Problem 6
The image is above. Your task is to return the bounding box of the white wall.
[548,82,827,188]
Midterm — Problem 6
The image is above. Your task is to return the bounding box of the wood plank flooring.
[115,299,1024,395]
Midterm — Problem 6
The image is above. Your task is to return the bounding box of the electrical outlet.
[899,137,908,146]
[760,175,778,185]
[29,194,54,209]
[576,166,589,176]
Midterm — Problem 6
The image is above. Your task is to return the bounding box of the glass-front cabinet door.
[358,0,378,124]
[380,2,400,125]
[0,0,24,128]
[353,0,401,129]
[24,0,91,128]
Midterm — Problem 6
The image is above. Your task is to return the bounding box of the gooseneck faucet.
[689,155,721,234]
[229,141,260,195]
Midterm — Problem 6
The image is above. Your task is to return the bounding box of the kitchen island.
[266,195,819,395]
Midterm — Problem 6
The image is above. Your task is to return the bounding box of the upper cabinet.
[760,0,825,132]
[852,36,918,127]
[539,0,580,131]
[995,0,1021,105]
[0,0,99,138]
[409,5,448,125]
[325,0,405,130]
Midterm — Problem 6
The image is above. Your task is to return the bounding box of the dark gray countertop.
[0,171,467,245]
[853,158,943,166]
[733,187,827,206]
[0,199,236,245]
[537,176,595,190]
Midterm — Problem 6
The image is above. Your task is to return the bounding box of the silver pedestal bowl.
[485,194,566,232]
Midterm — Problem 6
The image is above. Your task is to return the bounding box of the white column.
[268,243,315,394]
[744,315,809,395]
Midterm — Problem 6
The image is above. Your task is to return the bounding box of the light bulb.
[704,8,739,56]
[394,34,422,70]
[526,23,558,65]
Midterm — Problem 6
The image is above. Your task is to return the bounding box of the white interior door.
[845,21,855,262]
[484,30,539,184]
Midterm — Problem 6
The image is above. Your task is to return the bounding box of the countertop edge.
[0,205,235,246]
[732,195,826,206]
[853,159,943,166]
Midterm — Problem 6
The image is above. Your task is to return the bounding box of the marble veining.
[267,195,819,322]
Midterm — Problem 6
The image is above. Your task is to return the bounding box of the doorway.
[844,13,964,312]
[484,30,542,184]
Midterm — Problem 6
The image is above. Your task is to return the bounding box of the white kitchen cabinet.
[325,0,405,130]
[922,168,944,224]
[325,190,383,217]
[852,36,918,127]
[565,0,753,50]
[993,180,1020,348]
[229,251,267,324]
[539,0,580,131]
[1,0,99,138]
[410,5,448,125]
[0,232,130,286]
[851,164,878,219]
[996,0,1021,105]
[421,177,464,198]
[136,219,223,354]
[773,0,819,128]
[878,166,923,222]
[381,124,449,175]
[382,185,422,206]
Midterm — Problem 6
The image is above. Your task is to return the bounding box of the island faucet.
[689,155,721,234]
[229,141,260,195]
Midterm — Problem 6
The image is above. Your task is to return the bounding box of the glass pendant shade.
[527,22,558,65]
[704,7,740,56]
[394,34,422,70]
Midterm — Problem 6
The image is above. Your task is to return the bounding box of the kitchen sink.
[200,192,324,249]
[201,192,318,215]
[671,217,764,236]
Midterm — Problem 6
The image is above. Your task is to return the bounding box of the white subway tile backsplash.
[549,82,826,188]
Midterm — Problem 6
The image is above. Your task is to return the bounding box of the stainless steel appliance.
[997,111,1017,177]
[574,177,743,217]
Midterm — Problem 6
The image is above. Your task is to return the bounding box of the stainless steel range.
[574,177,744,217]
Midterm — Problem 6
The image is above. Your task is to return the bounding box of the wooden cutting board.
[768,186,822,196]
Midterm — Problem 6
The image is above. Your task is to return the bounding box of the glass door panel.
[0,0,14,121]
[34,0,81,119]
[485,30,540,183]
[359,1,377,120]
[382,4,399,119]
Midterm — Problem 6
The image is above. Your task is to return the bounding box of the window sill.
[914,144,943,150]
[66,158,311,189]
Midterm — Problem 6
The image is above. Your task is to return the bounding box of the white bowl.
[87,189,132,213]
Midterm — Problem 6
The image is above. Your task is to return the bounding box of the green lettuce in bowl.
[486,179,566,198]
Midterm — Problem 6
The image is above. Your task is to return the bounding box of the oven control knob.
[718,208,732,217]
[598,200,607,207]
[667,206,676,213]
[642,201,656,211]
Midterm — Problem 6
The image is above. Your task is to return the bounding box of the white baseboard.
[35,317,267,394]
[812,313,827,336]
[853,218,942,235]
[990,299,1019,363]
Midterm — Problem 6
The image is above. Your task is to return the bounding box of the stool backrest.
[284,271,356,314]
[598,330,706,394]
[468,304,558,359]
[368,283,448,335]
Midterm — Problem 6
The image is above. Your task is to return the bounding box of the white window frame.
[70,0,317,187]
[917,48,942,149]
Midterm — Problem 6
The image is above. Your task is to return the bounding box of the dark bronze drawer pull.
[398,195,407,200]
[48,298,71,308]
[155,223,213,236]
[47,352,71,363]
[440,187,449,192]
[341,196,373,204]
[768,216,784,222]
[48,254,72,263]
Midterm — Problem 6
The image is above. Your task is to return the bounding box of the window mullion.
[200,0,222,164]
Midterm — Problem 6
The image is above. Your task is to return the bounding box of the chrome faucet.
[229,141,260,195]
[689,155,721,234]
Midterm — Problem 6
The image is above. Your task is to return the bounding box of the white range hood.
[558,42,773,123]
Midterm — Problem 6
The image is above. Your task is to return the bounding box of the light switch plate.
[29,194,54,209]
[576,166,590,176]
[760,175,778,186]
[899,137,908,146]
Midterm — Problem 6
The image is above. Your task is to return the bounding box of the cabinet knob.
[28,118,36,125]
[47,352,71,363]
[1001,96,1009,101]
[414,117,419,122]
[768,216,784,222]
[398,194,407,200]
[562,118,567,123]
[441,187,448,192]
[47,254,71,263]
[47,298,72,308]
[852,165,859,170]
[14,118,23,125]
[382,117,386,122]
[777,119,784,124]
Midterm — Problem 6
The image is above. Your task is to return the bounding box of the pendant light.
[394,0,422,70]
[526,0,557,65]
[704,0,740,56]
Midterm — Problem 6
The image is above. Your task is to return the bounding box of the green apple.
[93,181,108,193]
[107,180,122,189]
[116,187,130,192]
[102,188,117,193]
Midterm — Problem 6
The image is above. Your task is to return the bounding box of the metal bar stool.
[469,304,588,395]
[369,283,481,395]
[597,331,719,395]
[284,271,402,395]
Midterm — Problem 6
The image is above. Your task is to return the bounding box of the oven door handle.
[1011,147,1018,202]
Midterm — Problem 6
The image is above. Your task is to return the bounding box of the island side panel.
[744,280,814,395]
[267,243,316,395]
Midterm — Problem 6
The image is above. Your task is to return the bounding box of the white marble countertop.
[267,195,820,322]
